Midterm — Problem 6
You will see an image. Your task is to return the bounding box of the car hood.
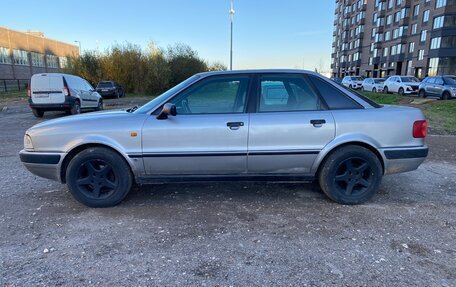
[29,110,130,130]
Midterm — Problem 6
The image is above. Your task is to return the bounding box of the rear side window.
[98,82,113,88]
[308,76,363,110]
[258,75,321,112]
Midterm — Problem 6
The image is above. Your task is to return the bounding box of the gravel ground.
[1,98,455,286]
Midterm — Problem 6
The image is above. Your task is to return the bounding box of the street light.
[74,40,81,55]
[229,0,235,70]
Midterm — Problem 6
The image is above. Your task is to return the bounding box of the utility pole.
[74,40,82,56]
[229,1,235,70]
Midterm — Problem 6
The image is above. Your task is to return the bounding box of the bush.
[65,41,224,96]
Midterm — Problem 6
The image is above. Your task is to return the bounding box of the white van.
[29,73,103,118]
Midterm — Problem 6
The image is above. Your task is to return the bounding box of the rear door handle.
[310,119,326,126]
[227,122,244,130]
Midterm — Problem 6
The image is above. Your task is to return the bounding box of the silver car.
[20,70,429,207]
[418,75,456,100]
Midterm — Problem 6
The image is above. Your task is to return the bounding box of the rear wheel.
[66,147,133,207]
[383,87,389,94]
[372,87,377,93]
[318,145,383,205]
[31,108,44,118]
[442,91,450,100]
[70,100,81,115]
[95,99,103,111]
[419,89,427,98]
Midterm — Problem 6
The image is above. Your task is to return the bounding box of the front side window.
[258,75,320,112]
[170,76,249,114]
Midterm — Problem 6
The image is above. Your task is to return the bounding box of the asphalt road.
[1,98,455,286]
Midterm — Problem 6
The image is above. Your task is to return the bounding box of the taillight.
[27,85,31,97]
[63,86,70,96]
[413,120,427,138]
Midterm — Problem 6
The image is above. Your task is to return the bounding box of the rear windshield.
[444,77,456,85]
[97,82,113,88]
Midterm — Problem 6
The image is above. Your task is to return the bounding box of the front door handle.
[227,122,244,130]
[310,119,326,126]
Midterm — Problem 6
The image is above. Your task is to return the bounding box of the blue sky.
[2,0,334,71]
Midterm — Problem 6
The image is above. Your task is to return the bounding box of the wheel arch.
[312,140,385,177]
[60,142,139,184]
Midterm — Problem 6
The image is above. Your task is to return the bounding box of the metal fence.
[0,79,29,93]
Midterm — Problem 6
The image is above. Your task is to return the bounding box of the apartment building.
[331,0,456,78]
[0,27,79,80]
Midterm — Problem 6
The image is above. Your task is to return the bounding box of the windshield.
[374,79,384,83]
[97,82,113,88]
[444,77,456,85]
[400,77,419,82]
[351,77,363,81]
[134,75,200,113]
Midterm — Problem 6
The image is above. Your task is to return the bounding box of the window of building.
[430,37,442,49]
[46,55,58,68]
[0,47,11,64]
[388,0,394,9]
[423,10,430,22]
[13,49,29,65]
[395,11,401,22]
[391,45,397,55]
[400,8,409,19]
[409,42,415,53]
[420,30,427,42]
[428,58,439,76]
[393,28,399,39]
[444,15,456,27]
[441,36,456,48]
[31,52,45,67]
[396,0,401,6]
[406,60,413,75]
[411,23,418,35]
[413,4,420,16]
[385,31,391,40]
[418,49,425,60]
[433,16,444,29]
[383,47,389,57]
[436,0,447,8]
[399,26,408,37]
[386,15,392,25]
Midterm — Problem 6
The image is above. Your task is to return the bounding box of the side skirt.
[136,174,316,184]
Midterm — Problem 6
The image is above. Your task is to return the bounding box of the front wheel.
[318,145,383,205]
[419,89,427,98]
[95,99,103,111]
[398,88,405,96]
[32,108,44,118]
[66,147,133,207]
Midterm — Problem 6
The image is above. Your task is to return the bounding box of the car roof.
[196,69,323,77]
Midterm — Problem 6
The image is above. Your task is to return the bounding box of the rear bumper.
[19,150,66,182]
[381,146,428,175]
[29,97,76,111]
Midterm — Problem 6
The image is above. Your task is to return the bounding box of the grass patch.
[0,90,27,99]
[421,100,456,134]
[359,91,403,105]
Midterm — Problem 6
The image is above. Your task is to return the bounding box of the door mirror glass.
[157,103,177,119]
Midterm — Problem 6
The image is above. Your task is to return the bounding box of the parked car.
[20,69,428,207]
[28,73,103,118]
[418,75,456,100]
[342,76,364,89]
[96,81,125,98]
[331,78,342,84]
[383,76,420,95]
[362,78,385,93]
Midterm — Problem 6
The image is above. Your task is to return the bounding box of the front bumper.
[403,87,419,94]
[97,90,117,97]
[19,150,67,182]
[381,146,428,175]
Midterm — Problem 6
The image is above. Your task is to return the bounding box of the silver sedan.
[20,70,429,207]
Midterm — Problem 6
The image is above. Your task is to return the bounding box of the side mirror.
[157,103,177,120]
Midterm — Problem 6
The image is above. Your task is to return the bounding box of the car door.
[141,75,251,175]
[425,78,436,95]
[247,74,335,174]
[84,80,98,106]
[433,77,445,96]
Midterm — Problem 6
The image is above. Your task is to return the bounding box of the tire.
[372,87,377,93]
[398,88,405,96]
[66,147,133,207]
[70,100,81,115]
[95,99,103,111]
[349,85,353,90]
[318,145,383,205]
[32,108,44,118]
[383,87,389,94]
[419,89,427,98]
[442,91,450,100]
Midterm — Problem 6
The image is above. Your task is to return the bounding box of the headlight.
[24,135,34,151]
[406,86,412,90]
